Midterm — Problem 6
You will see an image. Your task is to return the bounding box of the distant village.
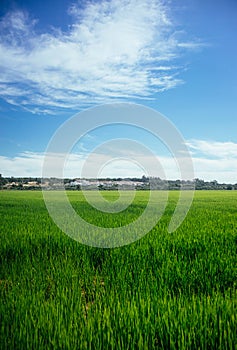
[0,174,236,190]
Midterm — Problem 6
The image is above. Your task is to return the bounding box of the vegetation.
[1,175,237,190]
[0,190,236,349]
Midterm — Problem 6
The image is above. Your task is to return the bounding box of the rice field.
[0,190,236,349]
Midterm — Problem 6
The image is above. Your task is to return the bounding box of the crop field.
[0,190,237,349]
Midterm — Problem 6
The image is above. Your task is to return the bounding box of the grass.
[0,190,236,349]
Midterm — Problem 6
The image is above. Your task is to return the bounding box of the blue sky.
[0,0,237,181]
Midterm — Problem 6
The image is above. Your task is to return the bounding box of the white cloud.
[191,157,237,183]
[1,139,237,183]
[0,152,44,177]
[185,139,237,183]
[187,139,237,158]
[0,1,202,113]
[0,151,179,179]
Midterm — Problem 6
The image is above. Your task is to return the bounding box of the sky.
[0,0,237,182]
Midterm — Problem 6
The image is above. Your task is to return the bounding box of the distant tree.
[17,184,23,190]
[142,175,149,183]
[0,176,7,189]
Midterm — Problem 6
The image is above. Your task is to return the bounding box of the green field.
[0,190,236,349]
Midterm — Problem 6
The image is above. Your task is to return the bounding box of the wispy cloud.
[187,139,237,159]
[0,1,202,113]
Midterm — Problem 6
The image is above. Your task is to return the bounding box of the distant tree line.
[0,174,237,190]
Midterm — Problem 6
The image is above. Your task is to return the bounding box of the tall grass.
[0,190,236,349]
